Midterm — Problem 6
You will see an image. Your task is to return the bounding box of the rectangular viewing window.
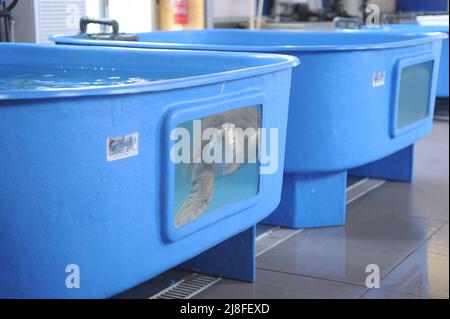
[173,106,261,229]
[396,60,434,130]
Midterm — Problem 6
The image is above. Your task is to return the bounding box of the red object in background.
[173,0,189,25]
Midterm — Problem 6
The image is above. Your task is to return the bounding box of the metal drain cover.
[256,227,303,257]
[150,274,221,299]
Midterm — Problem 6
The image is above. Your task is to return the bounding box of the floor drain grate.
[346,178,386,205]
[255,227,303,257]
[149,274,221,299]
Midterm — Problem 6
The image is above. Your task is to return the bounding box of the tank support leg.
[262,171,347,229]
[178,226,256,282]
[349,145,414,183]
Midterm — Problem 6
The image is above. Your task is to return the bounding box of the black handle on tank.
[7,0,19,12]
[80,16,120,36]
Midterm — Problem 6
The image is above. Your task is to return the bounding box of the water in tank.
[173,106,261,228]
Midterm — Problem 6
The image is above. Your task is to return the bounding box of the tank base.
[178,226,256,282]
[349,145,415,183]
[263,145,416,229]
[262,171,347,229]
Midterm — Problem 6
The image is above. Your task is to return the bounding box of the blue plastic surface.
[350,145,415,183]
[263,171,347,229]
[397,0,448,12]
[51,30,445,229]
[180,226,256,282]
[51,29,446,52]
[0,43,297,298]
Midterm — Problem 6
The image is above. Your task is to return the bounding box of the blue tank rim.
[0,43,299,101]
[51,29,448,53]
[362,23,449,33]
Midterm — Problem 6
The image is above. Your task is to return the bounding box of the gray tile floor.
[194,121,449,299]
[116,121,449,299]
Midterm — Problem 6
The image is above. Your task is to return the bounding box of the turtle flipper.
[174,163,215,228]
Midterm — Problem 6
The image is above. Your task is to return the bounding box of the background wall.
[12,0,86,44]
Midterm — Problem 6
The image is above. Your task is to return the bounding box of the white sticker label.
[372,72,386,87]
[107,133,139,162]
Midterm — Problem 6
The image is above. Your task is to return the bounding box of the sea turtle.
[174,108,260,228]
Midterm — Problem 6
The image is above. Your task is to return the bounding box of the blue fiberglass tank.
[52,30,446,229]
[361,24,449,98]
[0,43,297,298]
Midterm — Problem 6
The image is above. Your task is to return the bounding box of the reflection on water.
[0,64,187,90]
